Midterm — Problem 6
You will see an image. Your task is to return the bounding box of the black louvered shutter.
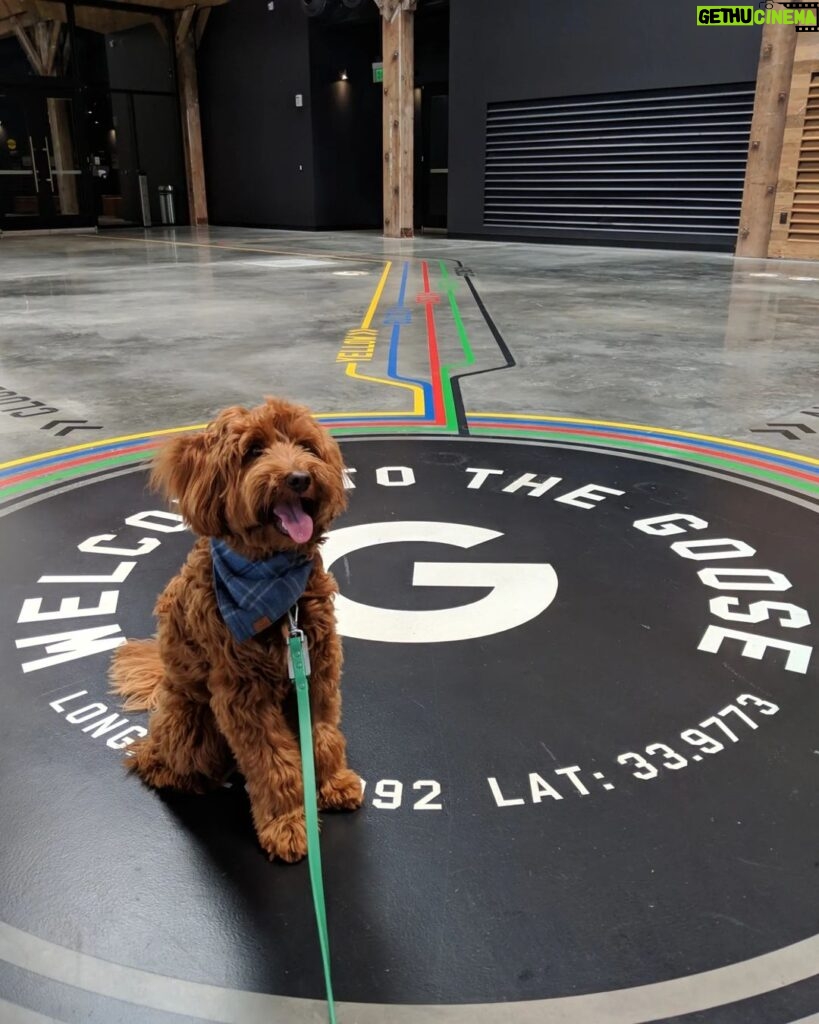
[483,83,755,249]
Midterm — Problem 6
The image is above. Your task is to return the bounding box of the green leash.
[287,610,337,1024]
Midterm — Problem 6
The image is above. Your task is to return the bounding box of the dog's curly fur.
[110,397,362,862]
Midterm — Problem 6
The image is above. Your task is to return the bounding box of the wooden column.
[45,97,80,214]
[377,0,416,238]
[175,7,208,226]
[735,7,798,257]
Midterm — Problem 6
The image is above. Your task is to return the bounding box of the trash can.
[158,185,176,226]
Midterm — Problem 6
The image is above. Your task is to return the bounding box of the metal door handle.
[44,137,55,191]
[28,137,39,193]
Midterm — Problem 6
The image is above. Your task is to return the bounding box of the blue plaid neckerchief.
[211,539,313,643]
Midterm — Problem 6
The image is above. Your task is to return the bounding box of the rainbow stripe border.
[1,413,818,507]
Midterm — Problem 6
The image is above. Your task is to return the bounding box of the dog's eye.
[299,441,320,456]
[245,443,266,461]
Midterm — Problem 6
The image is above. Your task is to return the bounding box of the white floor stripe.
[0,997,64,1024]
[1,921,818,1023]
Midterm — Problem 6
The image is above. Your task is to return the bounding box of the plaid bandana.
[211,539,313,643]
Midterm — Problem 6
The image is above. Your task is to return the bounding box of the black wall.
[416,4,449,87]
[448,0,763,238]
[309,19,382,229]
[197,0,449,231]
[199,0,316,228]
[106,24,175,92]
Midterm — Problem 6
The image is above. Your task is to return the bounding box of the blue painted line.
[0,435,158,479]
[468,416,819,474]
[384,261,434,417]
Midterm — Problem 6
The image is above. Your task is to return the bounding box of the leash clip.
[287,606,311,682]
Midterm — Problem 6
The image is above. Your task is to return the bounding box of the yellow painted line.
[0,424,206,472]
[2,261,402,474]
[7,412,813,473]
[320,410,423,419]
[343,364,426,415]
[343,260,425,416]
[360,261,392,329]
[471,412,819,467]
[0,414,370,473]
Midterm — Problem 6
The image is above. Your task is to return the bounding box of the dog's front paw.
[259,811,308,863]
[125,739,211,794]
[319,769,364,811]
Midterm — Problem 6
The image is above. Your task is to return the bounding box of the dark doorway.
[418,86,448,232]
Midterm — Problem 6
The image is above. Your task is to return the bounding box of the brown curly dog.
[110,397,362,862]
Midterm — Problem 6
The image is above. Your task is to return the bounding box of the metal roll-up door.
[483,83,756,249]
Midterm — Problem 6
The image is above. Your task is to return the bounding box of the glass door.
[0,89,90,231]
[0,92,41,229]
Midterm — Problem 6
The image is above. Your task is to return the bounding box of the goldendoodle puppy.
[110,397,362,862]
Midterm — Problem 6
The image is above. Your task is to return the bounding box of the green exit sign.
[372,62,383,83]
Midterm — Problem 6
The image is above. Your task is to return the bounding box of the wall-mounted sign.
[372,62,383,83]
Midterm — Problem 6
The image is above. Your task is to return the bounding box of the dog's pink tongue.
[275,500,313,543]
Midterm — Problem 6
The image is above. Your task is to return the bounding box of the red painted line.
[476,422,819,483]
[420,261,447,426]
[1,440,159,488]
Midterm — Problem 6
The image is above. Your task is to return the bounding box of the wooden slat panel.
[788,69,819,240]
[769,34,819,256]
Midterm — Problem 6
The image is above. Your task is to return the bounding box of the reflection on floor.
[0,227,817,1024]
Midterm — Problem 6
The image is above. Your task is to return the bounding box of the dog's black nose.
[286,472,311,494]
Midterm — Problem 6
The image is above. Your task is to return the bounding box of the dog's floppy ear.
[151,432,225,537]
[150,432,208,502]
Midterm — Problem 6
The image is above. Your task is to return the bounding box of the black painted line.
[449,261,517,436]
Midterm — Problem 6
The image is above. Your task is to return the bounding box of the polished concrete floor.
[1,227,818,459]
[1,227,818,1024]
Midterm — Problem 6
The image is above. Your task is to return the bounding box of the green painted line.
[3,422,816,507]
[470,427,819,497]
[0,450,152,500]
[438,260,476,432]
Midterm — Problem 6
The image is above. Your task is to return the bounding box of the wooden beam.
[60,19,70,68]
[194,5,209,47]
[736,6,798,257]
[380,0,415,238]
[43,19,60,75]
[176,10,208,226]
[175,3,194,48]
[0,0,228,37]
[374,0,414,18]
[10,15,44,74]
[153,12,168,43]
[33,17,48,63]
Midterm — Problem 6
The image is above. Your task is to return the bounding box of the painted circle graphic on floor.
[1,435,817,1007]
